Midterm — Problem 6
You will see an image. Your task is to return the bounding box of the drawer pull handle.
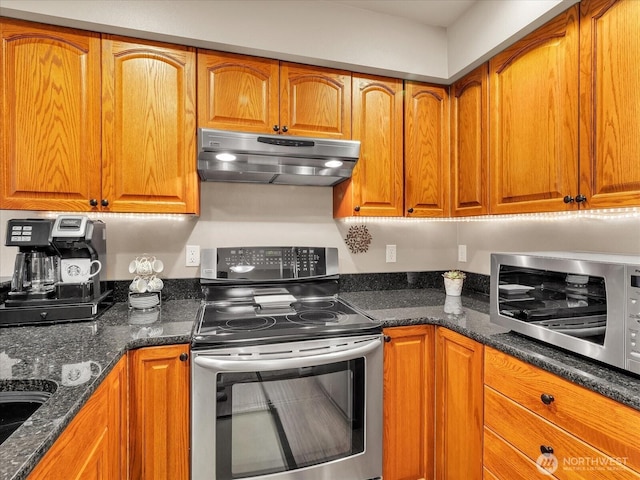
[540,445,554,455]
[540,393,555,405]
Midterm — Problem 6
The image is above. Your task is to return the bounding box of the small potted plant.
[442,270,466,296]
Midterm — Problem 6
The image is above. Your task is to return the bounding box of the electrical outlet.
[386,245,397,263]
[458,244,467,262]
[186,245,200,267]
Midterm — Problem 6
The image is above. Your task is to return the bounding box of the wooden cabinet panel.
[102,36,199,214]
[485,385,639,479]
[483,427,554,480]
[485,347,640,473]
[450,64,489,217]
[334,75,403,217]
[404,82,450,217]
[27,357,128,480]
[129,344,190,480]
[197,53,351,140]
[197,50,279,133]
[579,0,640,208]
[489,6,579,214]
[435,327,483,480]
[0,19,102,211]
[383,326,435,480]
[279,62,351,139]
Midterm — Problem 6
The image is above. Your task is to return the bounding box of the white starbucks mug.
[60,258,102,283]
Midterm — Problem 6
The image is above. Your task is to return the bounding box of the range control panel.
[200,247,339,281]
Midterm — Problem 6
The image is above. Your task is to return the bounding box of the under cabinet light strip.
[340,207,640,223]
[42,212,191,221]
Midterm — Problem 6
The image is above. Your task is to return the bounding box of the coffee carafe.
[6,218,60,301]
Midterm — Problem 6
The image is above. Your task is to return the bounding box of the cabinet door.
[102,36,199,214]
[579,0,640,209]
[0,19,101,211]
[28,357,127,480]
[450,64,489,217]
[334,75,403,217]
[404,81,450,217]
[489,6,579,214]
[279,62,351,139]
[435,327,483,480]
[383,326,435,480]
[197,50,279,133]
[129,344,190,480]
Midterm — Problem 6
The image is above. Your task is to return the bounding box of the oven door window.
[498,265,607,344]
[215,359,364,479]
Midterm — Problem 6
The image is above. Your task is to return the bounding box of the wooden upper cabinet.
[450,64,489,217]
[101,36,199,214]
[197,51,351,139]
[579,0,640,209]
[0,19,102,211]
[489,6,579,214]
[435,327,483,480]
[404,81,450,217]
[334,75,403,217]
[383,326,435,480]
[279,62,351,139]
[197,50,279,133]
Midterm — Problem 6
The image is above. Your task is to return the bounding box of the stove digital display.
[218,247,327,279]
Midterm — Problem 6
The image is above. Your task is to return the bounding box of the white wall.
[1,183,638,280]
[0,0,575,82]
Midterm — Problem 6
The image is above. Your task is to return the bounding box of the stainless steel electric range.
[191,246,383,480]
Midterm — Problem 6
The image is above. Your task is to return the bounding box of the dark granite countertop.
[2,288,640,480]
[0,300,199,480]
[341,289,640,412]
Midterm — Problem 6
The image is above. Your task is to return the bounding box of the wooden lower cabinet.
[27,356,128,480]
[383,325,435,480]
[129,344,190,480]
[435,327,483,480]
[484,347,640,479]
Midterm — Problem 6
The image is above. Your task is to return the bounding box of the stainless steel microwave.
[490,252,640,374]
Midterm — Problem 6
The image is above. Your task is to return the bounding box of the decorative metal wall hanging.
[344,225,372,254]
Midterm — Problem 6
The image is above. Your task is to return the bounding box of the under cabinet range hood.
[197,128,360,186]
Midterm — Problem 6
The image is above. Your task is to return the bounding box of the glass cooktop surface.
[193,297,381,348]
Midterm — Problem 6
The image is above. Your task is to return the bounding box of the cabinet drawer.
[484,427,550,480]
[485,385,639,479]
[485,347,640,473]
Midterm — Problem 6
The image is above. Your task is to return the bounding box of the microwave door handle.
[193,338,380,372]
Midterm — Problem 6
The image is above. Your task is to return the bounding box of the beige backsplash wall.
[1,183,639,280]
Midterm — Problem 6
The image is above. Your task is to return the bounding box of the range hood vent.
[197,128,360,186]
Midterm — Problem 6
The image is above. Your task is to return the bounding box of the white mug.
[60,259,101,283]
[147,275,164,291]
[129,276,148,293]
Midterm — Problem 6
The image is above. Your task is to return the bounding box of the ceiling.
[330,0,477,28]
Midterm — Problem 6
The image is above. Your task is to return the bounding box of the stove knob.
[179,353,189,362]
[40,312,48,319]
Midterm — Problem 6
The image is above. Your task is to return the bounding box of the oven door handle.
[193,338,381,372]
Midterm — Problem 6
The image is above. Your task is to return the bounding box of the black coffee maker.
[0,215,111,326]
